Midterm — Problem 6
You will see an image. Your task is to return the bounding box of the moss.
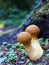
[29,2,49,22]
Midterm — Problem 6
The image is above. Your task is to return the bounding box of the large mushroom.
[25,25,44,61]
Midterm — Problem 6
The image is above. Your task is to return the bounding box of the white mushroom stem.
[23,38,44,61]
[25,25,44,61]
[30,37,44,60]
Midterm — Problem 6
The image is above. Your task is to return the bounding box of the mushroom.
[17,32,36,60]
[25,25,44,61]
[17,32,32,51]
[17,31,43,61]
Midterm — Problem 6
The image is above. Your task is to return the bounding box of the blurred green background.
[0,0,39,27]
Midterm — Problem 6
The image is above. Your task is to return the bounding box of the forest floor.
[0,26,49,65]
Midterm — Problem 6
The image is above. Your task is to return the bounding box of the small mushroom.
[17,32,35,60]
[17,32,32,48]
[25,25,44,61]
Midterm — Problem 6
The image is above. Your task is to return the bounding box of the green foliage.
[46,54,49,58]
[0,0,38,10]
[39,38,45,46]
[28,63,33,65]
[0,0,7,8]
[5,50,17,63]
[0,0,40,26]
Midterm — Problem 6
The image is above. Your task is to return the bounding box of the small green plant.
[5,50,18,63]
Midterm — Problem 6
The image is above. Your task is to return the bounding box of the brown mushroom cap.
[25,25,40,35]
[17,32,32,43]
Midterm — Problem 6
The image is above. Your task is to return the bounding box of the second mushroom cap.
[25,25,40,35]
